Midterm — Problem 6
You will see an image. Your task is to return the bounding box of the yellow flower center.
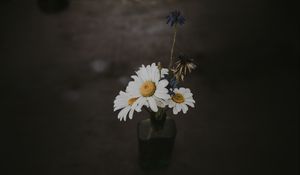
[128,97,138,106]
[140,81,156,97]
[172,93,185,104]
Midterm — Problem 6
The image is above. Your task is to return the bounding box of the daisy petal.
[154,91,170,99]
[128,108,134,119]
[117,106,130,121]
[136,97,146,111]
[148,97,158,112]
[158,79,169,88]
[182,104,188,114]
[185,101,195,108]
[173,106,178,115]
[176,104,181,113]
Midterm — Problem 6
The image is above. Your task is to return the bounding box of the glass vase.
[137,110,177,169]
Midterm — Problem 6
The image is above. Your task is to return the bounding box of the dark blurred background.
[1,0,299,174]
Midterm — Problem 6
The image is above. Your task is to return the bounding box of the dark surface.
[1,0,299,174]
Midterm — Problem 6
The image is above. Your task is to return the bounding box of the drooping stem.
[169,24,178,69]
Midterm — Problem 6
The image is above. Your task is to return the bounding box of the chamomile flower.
[168,87,195,115]
[127,63,170,112]
[113,91,141,121]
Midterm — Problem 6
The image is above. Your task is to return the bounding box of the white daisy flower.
[126,63,170,112]
[168,87,195,115]
[113,91,141,121]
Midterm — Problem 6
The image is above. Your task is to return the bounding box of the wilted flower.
[166,10,185,27]
[172,54,197,81]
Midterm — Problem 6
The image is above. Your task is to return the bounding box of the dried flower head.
[172,54,197,81]
[166,10,185,27]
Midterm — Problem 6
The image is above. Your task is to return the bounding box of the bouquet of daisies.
[114,10,196,121]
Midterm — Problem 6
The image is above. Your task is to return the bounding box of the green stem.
[143,106,152,115]
[169,24,178,69]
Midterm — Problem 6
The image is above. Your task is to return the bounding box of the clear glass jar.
[137,111,177,169]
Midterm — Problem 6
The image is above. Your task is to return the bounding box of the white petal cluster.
[113,63,195,121]
[113,91,140,121]
[168,88,195,115]
[127,63,170,112]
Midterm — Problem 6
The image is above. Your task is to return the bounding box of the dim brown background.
[1,0,299,174]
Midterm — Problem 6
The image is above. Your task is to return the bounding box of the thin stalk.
[143,106,152,115]
[169,24,178,69]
